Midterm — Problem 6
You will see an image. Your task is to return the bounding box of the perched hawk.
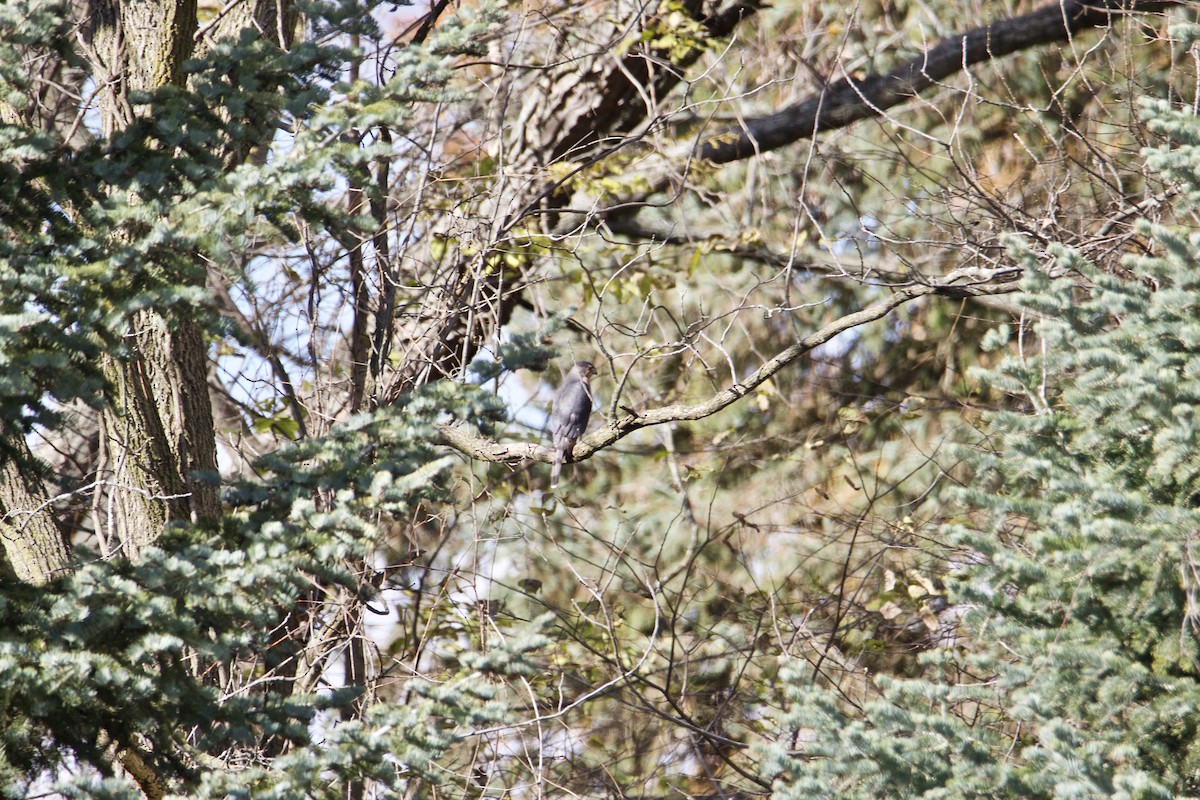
[550,361,596,488]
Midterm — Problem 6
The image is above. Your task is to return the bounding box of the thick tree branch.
[697,0,1178,163]
[549,0,764,162]
[390,0,765,395]
[550,0,1177,243]
[438,266,1021,466]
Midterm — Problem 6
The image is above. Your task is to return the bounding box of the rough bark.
[510,0,763,166]
[0,15,78,584]
[84,0,198,136]
[80,0,300,557]
[81,0,223,558]
[0,0,301,568]
[196,0,300,54]
[97,311,220,558]
[0,435,70,584]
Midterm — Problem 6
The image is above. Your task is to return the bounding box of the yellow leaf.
[838,407,869,423]
[879,601,903,621]
[906,570,939,596]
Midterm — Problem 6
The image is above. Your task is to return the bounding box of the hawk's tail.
[550,449,564,488]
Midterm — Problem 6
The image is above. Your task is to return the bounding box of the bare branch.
[438,266,1022,466]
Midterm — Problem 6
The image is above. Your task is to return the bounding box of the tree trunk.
[85,0,198,136]
[80,0,222,557]
[0,435,70,584]
[97,312,220,557]
[0,0,301,571]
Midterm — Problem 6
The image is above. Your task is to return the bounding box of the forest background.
[2,0,1200,797]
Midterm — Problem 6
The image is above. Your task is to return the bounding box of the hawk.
[550,361,596,488]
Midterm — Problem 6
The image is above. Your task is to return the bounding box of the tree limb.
[550,0,1177,243]
[438,267,1021,465]
[697,0,1179,163]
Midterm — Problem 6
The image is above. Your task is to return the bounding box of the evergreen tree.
[764,94,1200,797]
[0,2,549,797]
